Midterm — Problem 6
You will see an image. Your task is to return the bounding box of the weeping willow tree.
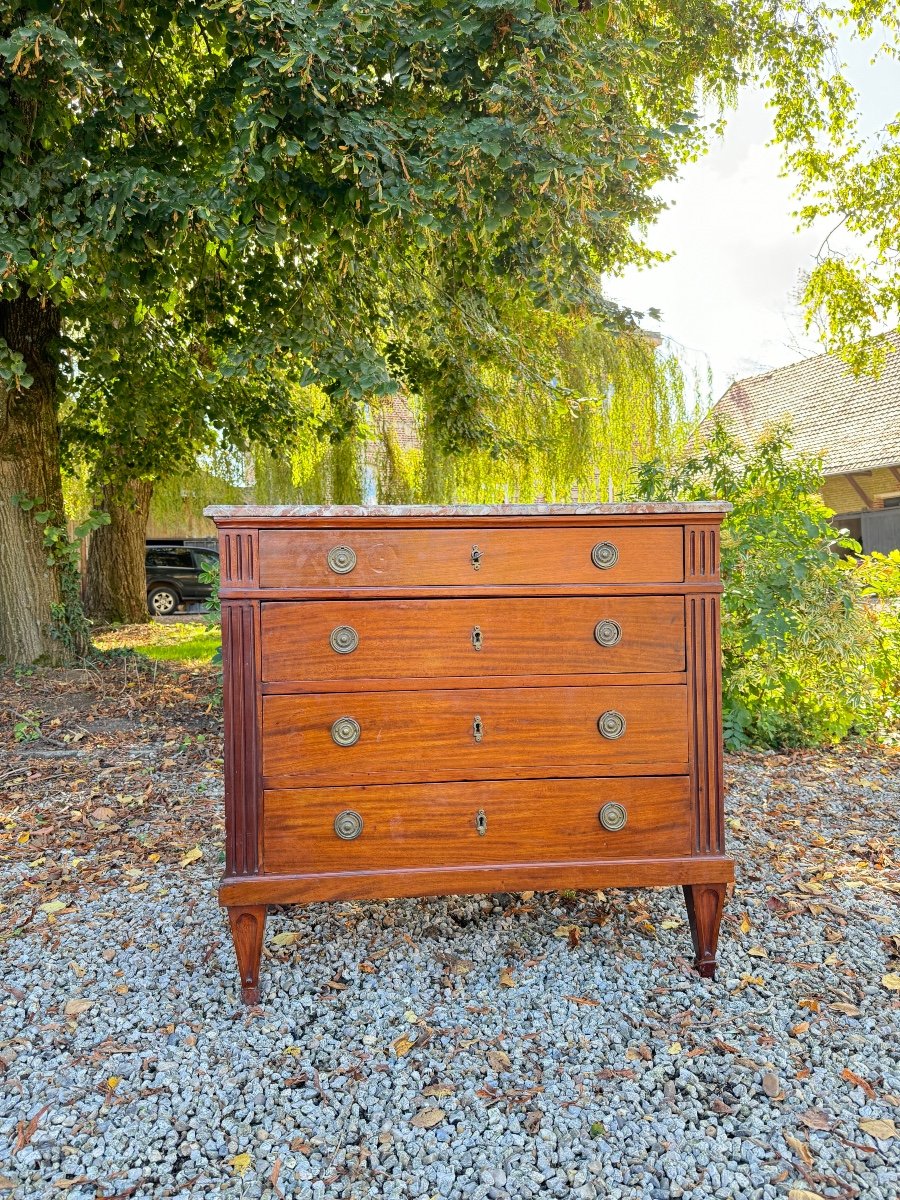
[136,317,701,531]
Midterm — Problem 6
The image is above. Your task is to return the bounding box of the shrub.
[637,422,900,749]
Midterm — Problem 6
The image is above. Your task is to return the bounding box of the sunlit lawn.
[93,620,221,665]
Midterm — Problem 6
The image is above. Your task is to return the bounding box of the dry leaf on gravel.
[762,1072,784,1100]
[788,1189,825,1200]
[422,1084,454,1098]
[841,1067,876,1098]
[410,1108,444,1129]
[228,1151,251,1176]
[63,999,92,1017]
[858,1118,896,1141]
[784,1134,813,1166]
[271,931,302,947]
[487,1049,511,1072]
[178,845,202,867]
[393,1033,416,1057]
[881,973,900,991]
[798,1109,832,1131]
[499,967,515,987]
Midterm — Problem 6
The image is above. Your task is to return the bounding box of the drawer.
[261,776,692,874]
[258,526,683,588]
[262,684,688,785]
[261,596,686,681]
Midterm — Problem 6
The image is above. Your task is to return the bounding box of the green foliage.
[10,492,110,655]
[13,709,41,742]
[637,422,899,749]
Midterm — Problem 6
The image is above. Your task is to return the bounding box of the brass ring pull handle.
[471,545,482,571]
[331,716,361,746]
[591,541,619,570]
[594,619,622,647]
[334,810,363,840]
[472,715,484,743]
[472,626,483,651]
[597,710,626,739]
[327,545,357,574]
[598,802,627,832]
[330,625,359,654]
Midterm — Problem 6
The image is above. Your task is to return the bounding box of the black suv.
[145,544,219,616]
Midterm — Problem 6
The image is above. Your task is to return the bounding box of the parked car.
[145,544,219,616]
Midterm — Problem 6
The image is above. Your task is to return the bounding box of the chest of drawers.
[207,503,733,1003]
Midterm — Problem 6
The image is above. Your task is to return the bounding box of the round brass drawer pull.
[597,709,626,739]
[594,619,622,647]
[591,541,619,570]
[329,625,359,654]
[327,545,357,574]
[334,810,363,840]
[598,802,627,832]
[331,716,361,746]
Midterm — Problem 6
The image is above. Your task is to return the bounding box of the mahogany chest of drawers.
[206,503,734,1003]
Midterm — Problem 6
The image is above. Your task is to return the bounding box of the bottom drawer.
[262,776,691,874]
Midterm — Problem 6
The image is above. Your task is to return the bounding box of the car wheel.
[148,585,179,616]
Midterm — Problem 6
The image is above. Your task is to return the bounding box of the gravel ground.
[1,663,899,1200]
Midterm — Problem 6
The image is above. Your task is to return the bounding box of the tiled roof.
[707,334,900,476]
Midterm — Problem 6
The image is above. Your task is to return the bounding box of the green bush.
[637,422,900,749]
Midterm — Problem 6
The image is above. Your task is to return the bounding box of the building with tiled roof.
[707,335,900,553]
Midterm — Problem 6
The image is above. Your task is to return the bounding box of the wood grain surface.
[261,596,685,681]
[258,526,684,588]
[262,683,689,785]
[261,775,692,874]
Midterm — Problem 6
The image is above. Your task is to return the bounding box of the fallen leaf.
[487,1049,511,1072]
[410,1108,444,1129]
[858,1118,896,1141]
[740,912,752,935]
[91,807,115,822]
[829,1002,861,1016]
[788,1190,825,1200]
[63,999,92,1017]
[14,1104,50,1153]
[178,845,203,867]
[881,973,900,991]
[422,1084,454,1098]
[798,1109,832,1132]
[564,995,600,1007]
[790,1022,810,1036]
[271,932,301,947]
[798,998,820,1011]
[748,946,768,958]
[393,1033,417,1057]
[660,918,681,930]
[499,967,515,988]
[841,1068,876,1099]
[668,1042,682,1055]
[763,1072,785,1100]
[524,1110,542,1133]
[106,1076,120,1091]
[229,1151,251,1176]
[39,900,66,915]
[784,1134,813,1166]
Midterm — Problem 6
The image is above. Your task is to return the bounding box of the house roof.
[707,334,900,476]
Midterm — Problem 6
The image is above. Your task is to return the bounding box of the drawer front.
[261,596,686,681]
[262,776,691,873]
[258,526,683,588]
[262,684,688,784]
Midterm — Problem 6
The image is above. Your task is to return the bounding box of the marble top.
[205,502,730,518]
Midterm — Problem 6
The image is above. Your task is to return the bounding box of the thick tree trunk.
[0,292,70,666]
[84,479,154,624]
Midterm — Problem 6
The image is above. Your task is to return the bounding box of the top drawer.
[258,526,684,589]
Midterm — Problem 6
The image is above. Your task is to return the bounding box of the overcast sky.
[608,32,898,408]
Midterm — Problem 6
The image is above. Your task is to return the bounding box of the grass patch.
[93,621,221,665]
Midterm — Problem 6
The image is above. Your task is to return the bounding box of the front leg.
[683,883,726,979]
[227,905,267,1004]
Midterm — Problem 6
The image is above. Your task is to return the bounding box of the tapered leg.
[227,905,267,1004]
[683,883,726,979]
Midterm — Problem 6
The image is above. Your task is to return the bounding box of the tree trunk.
[84,479,154,624]
[0,292,70,666]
